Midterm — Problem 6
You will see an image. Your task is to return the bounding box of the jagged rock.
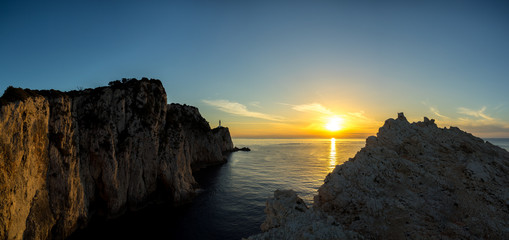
[249,113,509,239]
[0,79,234,239]
[232,147,251,152]
[212,126,234,155]
[248,190,361,240]
[260,189,308,231]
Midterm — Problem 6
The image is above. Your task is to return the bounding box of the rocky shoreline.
[0,79,234,239]
[248,113,509,239]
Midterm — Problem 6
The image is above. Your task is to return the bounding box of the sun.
[325,116,344,132]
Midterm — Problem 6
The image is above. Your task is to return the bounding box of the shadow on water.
[66,138,509,239]
[68,154,252,240]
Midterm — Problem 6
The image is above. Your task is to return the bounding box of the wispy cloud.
[291,103,333,115]
[458,106,494,121]
[421,101,449,119]
[250,101,262,108]
[290,103,373,122]
[288,103,380,132]
[494,104,505,111]
[203,99,284,121]
[456,117,509,137]
[430,106,448,118]
[414,104,509,137]
[347,111,369,120]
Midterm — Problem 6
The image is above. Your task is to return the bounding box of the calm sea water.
[69,138,509,240]
[486,138,509,152]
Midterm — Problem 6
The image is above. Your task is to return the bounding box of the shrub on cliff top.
[109,78,161,90]
[0,86,40,106]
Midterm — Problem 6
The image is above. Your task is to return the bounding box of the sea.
[69,138,509,240]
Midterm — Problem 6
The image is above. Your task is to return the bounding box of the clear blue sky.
[1,1,508,138]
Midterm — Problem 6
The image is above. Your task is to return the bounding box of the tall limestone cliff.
[0,79,234,239]
[249,113,509,239]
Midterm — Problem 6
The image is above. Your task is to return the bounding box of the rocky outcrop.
[260,190,309,232]
[249,190,361,240]
[0,79,234,239]
[232,147,251,152]
[249,113,509,239]
[0,95,52,240]
[211,126,234,156]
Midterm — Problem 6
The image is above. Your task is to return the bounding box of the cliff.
[249,113,509,239]
[0,79,234,239]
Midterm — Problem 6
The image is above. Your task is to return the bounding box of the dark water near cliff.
[69,138,509,240]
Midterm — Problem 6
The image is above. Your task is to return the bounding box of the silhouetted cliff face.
[0,79,233,239]
[249,113,509,240]
[211,126,235,156]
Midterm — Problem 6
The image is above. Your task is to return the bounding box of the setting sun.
[325,116,344,132]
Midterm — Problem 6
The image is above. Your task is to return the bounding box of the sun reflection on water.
[329,138,337,171]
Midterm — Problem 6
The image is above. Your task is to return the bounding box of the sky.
[1,0,508,138]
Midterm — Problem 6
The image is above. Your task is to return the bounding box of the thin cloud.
[250,101,262,108]
[291,103,333,115]
[458,106,494,121]
[455,116,509,137]
[447,106,509,137]
[430,107,448,119]
[347,111,369,120]
[421,101,448,119]
[203,99,284,121]
[289,103,376,123]
[288,102,380,131]
[494,103,506,114]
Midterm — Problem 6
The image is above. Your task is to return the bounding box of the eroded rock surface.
[249,113,509,239]
[249,190,361,240]
[0,79,234,239]
[260,189,309,232]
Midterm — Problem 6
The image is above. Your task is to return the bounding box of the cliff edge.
[0,79,234,239]
[249,113,509,239]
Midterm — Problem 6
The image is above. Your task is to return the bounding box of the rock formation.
[0,79,233,239]
[249,113,509,239]
[232,147,251,152]
[250,190,361,240]
[211,126,235,159]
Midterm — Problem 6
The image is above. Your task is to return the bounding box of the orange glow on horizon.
[218,110,382,139]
